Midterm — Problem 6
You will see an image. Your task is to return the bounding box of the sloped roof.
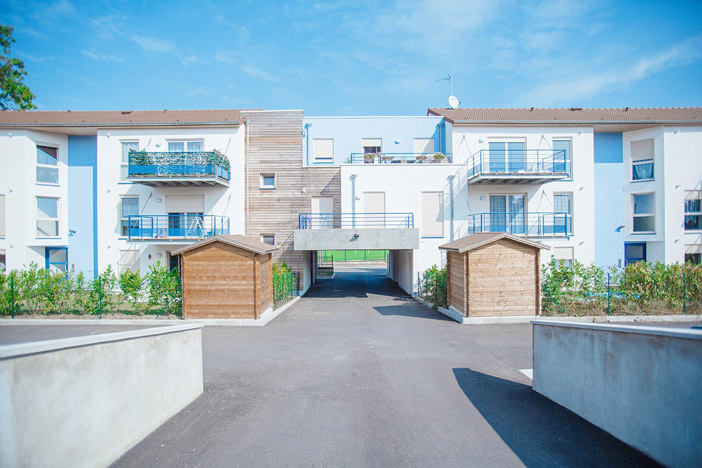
[0,109,241,127]
[428,107,702,125]
[439,233,549,253]
[171,235,278,256]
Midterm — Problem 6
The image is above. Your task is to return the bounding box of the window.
[684,191,701,231]
[488,141,525,173]
[119,249,139,274]
[168,141,204,152]
[552,247,574,267]
[0,194,5,238]
[0,251,5,272]
[261,234,275,245]
[36,145,58,184]
[121,141,139,181]
[120,197,139,236]
[168,213,204,237]
[260,173,276,189]
[685,244,701,264]
[414,138,434,155]
[632,193,655,233]
[362,138,382,154]
[489,194,525,234]
[45,247,68,272]
[554,193,573,234]
[631,139,654,181]
[421,192,444,237]
[552,139,572,177]
[625,243,646,265]
[37,197,59,237]
[312,139,334,163]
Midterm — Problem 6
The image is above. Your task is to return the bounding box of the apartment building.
[0,110,245,277]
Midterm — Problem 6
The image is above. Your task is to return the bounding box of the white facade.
[0,130,69,271]
[96,127,245,274]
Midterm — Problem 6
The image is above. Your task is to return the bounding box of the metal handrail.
[349,153,453,164]
[126,214,230,240]
[298,212,414,229]
[467,149,569,178]
[128,150,231,180]
[467,212,571,237]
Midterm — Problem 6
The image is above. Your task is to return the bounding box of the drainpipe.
[304,122,312,166]
[350,174,357,228]
[245,119,251,236]
[447,175,455,241]
[439,120,445,154]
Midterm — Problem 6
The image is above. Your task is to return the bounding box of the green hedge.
[419,265,447,308]
[0,262,181,316]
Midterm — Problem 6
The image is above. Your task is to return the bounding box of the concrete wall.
[0,324,203,468]
[294,228,419,251]
[532,320,702,468]
[67,135,98,278]
[393,249,414,294]
[593,132,624,267]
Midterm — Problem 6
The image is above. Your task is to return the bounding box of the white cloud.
[241,64,280,83]
[181,55,203,66]
[82,49,124,63]
[215,50,238,64]
[130,34,176,54]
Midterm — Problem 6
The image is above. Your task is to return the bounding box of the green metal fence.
[319,250,388,263]
[273,272,296,309]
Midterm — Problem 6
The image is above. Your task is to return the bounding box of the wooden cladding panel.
[243,110,341,278]
[447,251,466,315]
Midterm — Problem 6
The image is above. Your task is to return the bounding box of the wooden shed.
[172,235,279,319]
[439,233,549,317]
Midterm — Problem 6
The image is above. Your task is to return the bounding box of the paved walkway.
[112,267,659,467]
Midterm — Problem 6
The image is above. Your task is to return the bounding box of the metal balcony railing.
[467,149,569,179]
[297,212,414,229]
[128,150,231,180]
[468,212,572,237]
[348,153,452,164]
[126,215,230,240]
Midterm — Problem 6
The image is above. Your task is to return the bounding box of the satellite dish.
[448,95,459,109]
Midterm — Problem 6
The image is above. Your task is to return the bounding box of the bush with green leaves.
[421,265,447,307]
[145,262,181,315]
[272,261,294,306]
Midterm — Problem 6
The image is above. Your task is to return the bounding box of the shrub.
[145,262,181,316]
[421,265,447,307]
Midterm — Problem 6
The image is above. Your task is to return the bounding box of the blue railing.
[349,153,453,164]
[467,149,569,178]
[298,212,414,229]
[126,215,230,240]
[468,212,571,237]
[128,151,231,181]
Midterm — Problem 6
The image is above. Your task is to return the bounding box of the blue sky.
[2,0,701,115]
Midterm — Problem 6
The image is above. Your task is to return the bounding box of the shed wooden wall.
[447,251,467,315]
[259,253,272,313]
[181,243,268,319]
[466,239,538,316]
[243,110,341,282]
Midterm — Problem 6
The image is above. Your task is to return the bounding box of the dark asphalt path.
[111,267,659,467]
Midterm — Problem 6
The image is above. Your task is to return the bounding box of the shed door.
[363,192,385,228]
[311,196,333,229]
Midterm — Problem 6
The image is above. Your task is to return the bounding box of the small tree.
[0,25,36,110]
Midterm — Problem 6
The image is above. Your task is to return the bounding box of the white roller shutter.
[313,139,334,161]
[421,192,444,237]
[631,139,654,161]
[166,195,204,213]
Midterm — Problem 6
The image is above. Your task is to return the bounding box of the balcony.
[127,151,230,186]
[294,212,419,250]
[126,215,230,241]
[348,153,453,164]
[467,149,569,184]
[468,212,571,238]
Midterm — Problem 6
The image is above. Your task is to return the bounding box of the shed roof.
[171,235,279,256]
[439,233,549,253]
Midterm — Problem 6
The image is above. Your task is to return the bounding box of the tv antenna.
[437,74,460,109]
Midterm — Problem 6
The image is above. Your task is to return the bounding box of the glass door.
[490,195,525,234]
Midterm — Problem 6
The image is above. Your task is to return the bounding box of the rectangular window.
[120,197,139,236]
[552,139,572,177]
[312,139,334,162]
[631,139,654,181]
[168,141,204,152]
[362,138,382,154]
[0,194,5,238]
[684,190,701,231]
[625,242,646,265]
[37,197,59,237]
[168,212,204,237]
[36,145,59,184]
[488,141,526,173]
[685,244,701,264]
[489,194,525,234]
[121,141,139,181]
[261,234,275,245]
[119,249,140,274]
[45,247,67,272]
[421,192,444,237]
[260,173,276,189]
[554,193,573,234]
[552,247,574,267]
[632,193,655,233]
[414,138,434,155]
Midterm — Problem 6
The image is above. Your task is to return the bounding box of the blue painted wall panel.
[594,132,624,267]
[302,116,445,166]
[67,135,97,278]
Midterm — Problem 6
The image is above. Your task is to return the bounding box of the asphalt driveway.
[111,267,659,467]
